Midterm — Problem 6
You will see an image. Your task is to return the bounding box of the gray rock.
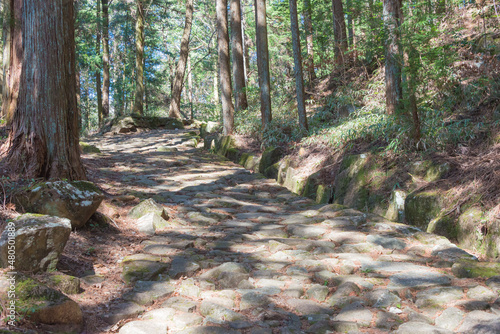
[333,301,373,327]
[388,271,452,290]
[240,291,270,310]
[121,254,169,283]
[456,310,500,333]
[361,261,432,274]
[486,276,500,293]
[288,225,328,238]
[141,307,176,322]
[168,257,200,279]
[187,212,219,225]
[306,284,330,302]
[435,307,464,331]
[176,326,240,334]
[431,244,477,262]
[467,285,497,302]
[199,301,244,322]
[103,302,145,324]
[123,280,175,305]
[330,321,359,333]
[13,180,104,228]
[0,214,71,272]
[415,286,464,308]
[375,311,400,330]
[394,321,452,334]
[367,234,406,250]
[179,278,201,297]
[286,298,333,315]
[136,212,166,235]
[118,320,167,334]
[366,289,401,308]
[128,198,169,220]
[161,297,197,313]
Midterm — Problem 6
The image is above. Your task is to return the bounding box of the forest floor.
[2,126,500,333]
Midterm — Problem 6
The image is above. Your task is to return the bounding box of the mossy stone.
[452,260,500,278]
[316,185,333,204]
[264,162,280,179]
[259,146,283,174]
[122,254,169,283]
[128,198,169,220]
[14,275,83,325]
[404,190,445,230]
[427,215,458,240]
[79,142,101,154]
[226,147,241,162]
[457,207,486,251]
[47,274,81,295]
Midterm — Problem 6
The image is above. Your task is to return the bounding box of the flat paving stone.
[388,271,452,290]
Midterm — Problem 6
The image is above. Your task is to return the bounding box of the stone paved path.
[86,129,500,334]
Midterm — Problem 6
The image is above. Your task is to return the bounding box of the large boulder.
[13,181,104,229]
[200,121,221,138]
[0,214,71,272]
[111,116,137,133]
[0,274,83,326]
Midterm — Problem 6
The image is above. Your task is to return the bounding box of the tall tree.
[216,0,235,135]
[133,0,145,115]
[1,0,22,126]
[102,0,110,120]
[289,0,308,131]
[187,55,194,119]
[230,0,248,112]
[303,0,316,82]
[332,0,348,64]
[169,0,194,119]
[6,0,86,180]
[95,0,103,125]
[383,0,402,114]
[254,0,272,128]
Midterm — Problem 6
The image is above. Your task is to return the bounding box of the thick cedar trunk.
[213,66,219,105]
[230,0,248,112]
[102,0,110,119]
[346,0,354,47]
[332,0,348,65]
[217,0,235,135]
[96,0,103,125]
[6,0,86,180]
[303,0,316,82]
[254,0,272,127]
[2,0,22,126]
[133,0,145,115]
[169,0,194,119]
[383,0,402,115]
[289,0,308,131]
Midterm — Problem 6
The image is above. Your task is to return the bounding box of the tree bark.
[133,0,145,115]
[289,0,308,131]
[383,0,402,115]
[217,0,235,135]
[6,0,86,180]
[187,55,194,119]
[303,0,316,82]
[254,0,272,128]
[96,0,103,125]
[102,0,110,120]
[230,0,248,112]
[332,0,348,65]
[169,0,194,119]
[2,0,22,126]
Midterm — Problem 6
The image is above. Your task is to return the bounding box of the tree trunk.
[96,0,103,125]
[217,0,235,135]
[241,2,252,84]
[102,0,110,120]
[254,0,272,128]
[289,0,308,131]
[332,0,348,65]
[187,55,194,119]
[230,0,248,112]
[346,0,354,47]
[2,0,22,126]
[169,0,194,119]
[133,0,145,115]
[383,0,402,115]
[213,65,219,105]
[303,0,316,82]
[6,0,86,180]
